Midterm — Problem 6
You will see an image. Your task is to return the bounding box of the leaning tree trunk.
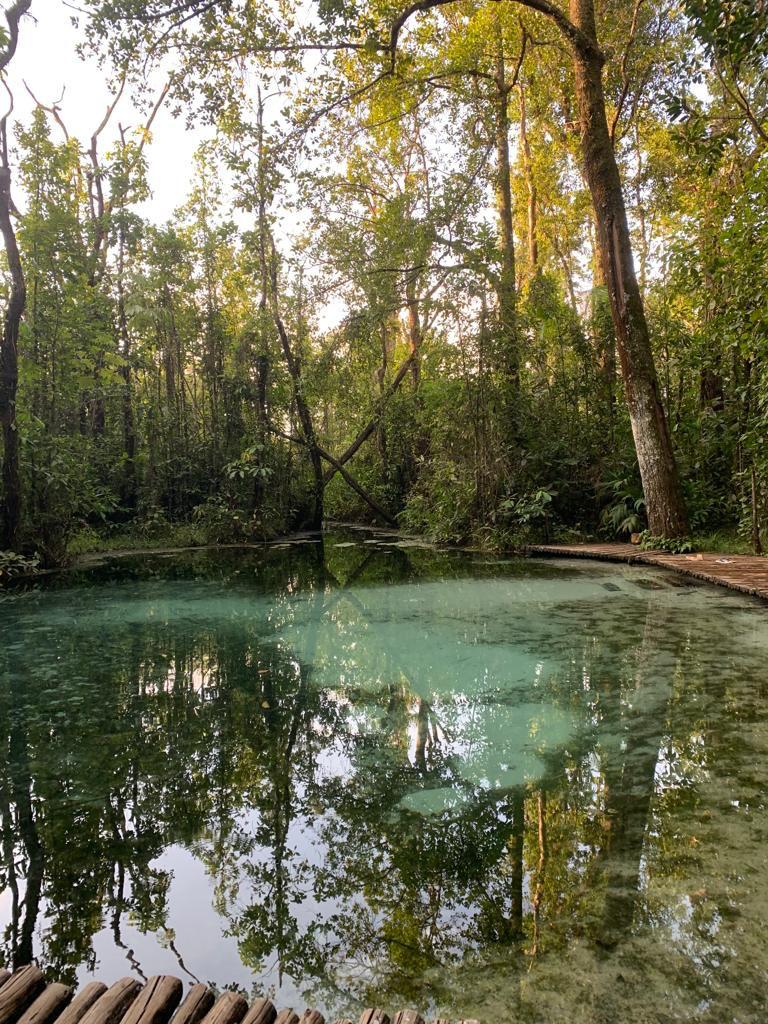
[0,163,26,550]
[267,244,324,530]
[569,0,688,537]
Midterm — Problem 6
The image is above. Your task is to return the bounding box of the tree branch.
[23,81,70,141]
[273,428,398,527]
[0,0,32,74]
[322,354,415,486]
[609,0,645,143]
[389,0,603,69]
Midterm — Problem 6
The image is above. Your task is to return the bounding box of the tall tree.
[0,0,32,549]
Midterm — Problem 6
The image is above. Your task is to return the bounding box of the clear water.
[1,530,768,1022]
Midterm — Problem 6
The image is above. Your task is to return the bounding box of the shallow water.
[1,532,767,1022]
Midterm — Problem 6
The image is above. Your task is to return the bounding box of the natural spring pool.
[1,530,767,1023]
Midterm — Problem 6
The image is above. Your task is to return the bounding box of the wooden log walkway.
[525,542,768,602]
[0,968,478,1024]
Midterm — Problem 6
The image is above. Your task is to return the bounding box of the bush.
[0,550,41,585]
[638,531,696,554]
[191,496,266,544]
[599,469,647,538]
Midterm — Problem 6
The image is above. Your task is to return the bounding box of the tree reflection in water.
[1,534,767,1023]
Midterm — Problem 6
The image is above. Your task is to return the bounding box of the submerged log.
[240,1001,275,1024]
[120,978,182,1024]
[0,966,47,1024]
[199,994,248,1024]
[55,986,109,1024]
[273,1012,298,1024]
[78,978,142,1024]
[16,984,73,1024]
[171,988,215,1024]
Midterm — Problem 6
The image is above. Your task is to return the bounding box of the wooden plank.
[170,988,214,1024]
[16,984,73,1024]
[55,985,108,1024]
[273,1012,298,1024]
[200,994,248,1024]
[0,966,47,1024]
[78,979,142,1024]
[298,1013,322,1024]
[358,1012,389,1024]
[120,979,182,1024]
[240,1001,275,1024]
[0,976,10,992]
[392,1012,424,1024]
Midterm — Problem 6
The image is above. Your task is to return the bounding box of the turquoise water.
[1,531,767,1022]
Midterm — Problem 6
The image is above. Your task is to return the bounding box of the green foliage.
[398,458,477,545]
[684,0,768,69]
[599,471,647,538]
[191,496,266,545]
[224,445,273,484]
[4,0,768,561]
[638,531,697,554]
[67,522,204,556]
[496,488,557,540]
[689,529,753,555]
[0,550,41,584]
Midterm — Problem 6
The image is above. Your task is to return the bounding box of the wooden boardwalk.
[526,542,768,601]
[0,967,476,1024]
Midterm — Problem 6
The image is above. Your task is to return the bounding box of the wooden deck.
[0,967,476,1024]
[526,542,768,601]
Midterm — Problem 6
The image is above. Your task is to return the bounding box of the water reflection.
[1,534,767,1022]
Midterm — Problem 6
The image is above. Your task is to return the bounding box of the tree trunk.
[0,163,26,550]
[252,353,270,512]
[404,276,423,389]
[0,2,37,548]
[518,79,539,274]
[494,30,520,395]
[569,0,688,537]
[322,352,415,487]
[751,465,763,556]
[590,250,616,431]
[267,244,324,530]
[632,123,649,297]
[117,226,137,513]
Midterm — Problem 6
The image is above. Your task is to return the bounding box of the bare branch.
[23,81,70,140]
[609,0,645,143]
[92,73,127,146]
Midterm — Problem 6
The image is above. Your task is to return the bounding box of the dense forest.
[0,0,766,568]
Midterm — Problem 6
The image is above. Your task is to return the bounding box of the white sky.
[6,1,201,222]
